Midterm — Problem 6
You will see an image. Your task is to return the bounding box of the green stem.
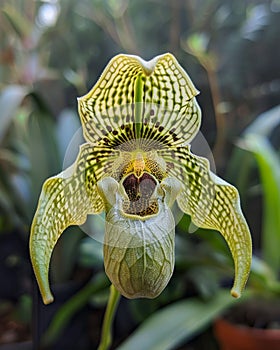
[98,284,121,350]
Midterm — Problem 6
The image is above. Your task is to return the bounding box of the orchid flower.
[30,53,252,305]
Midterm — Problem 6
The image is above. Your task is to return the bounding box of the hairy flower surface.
[30,53,252,304]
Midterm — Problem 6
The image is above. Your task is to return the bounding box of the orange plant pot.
[214,318,280,350]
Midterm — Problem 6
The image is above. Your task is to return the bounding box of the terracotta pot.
[214,318,280,350]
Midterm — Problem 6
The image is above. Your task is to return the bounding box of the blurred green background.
[0,0,280,349]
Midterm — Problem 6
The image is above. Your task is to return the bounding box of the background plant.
[0,0,280,349]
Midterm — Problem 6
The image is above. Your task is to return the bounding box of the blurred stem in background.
[183,33,226,170]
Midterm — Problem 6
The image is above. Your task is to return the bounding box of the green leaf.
[249,255,280,294]
[225,147,254,199]
[0,157,28,226]
[117,290,237,350]
[243,105,280,138]
[0,85,28,142]
[242,134,280,274]
[42,273,110,346]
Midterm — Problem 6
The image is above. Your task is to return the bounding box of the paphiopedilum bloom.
[30,53,252,305]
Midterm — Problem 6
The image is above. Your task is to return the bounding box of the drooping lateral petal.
[30,144,119,304]
[159,146,252,298]
[78,53,201,149]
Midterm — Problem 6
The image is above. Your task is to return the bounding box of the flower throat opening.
[121,172,159,217]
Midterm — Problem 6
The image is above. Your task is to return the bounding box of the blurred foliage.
[1,0,280,349]
[117,289,239,350]
[237,105,280,289]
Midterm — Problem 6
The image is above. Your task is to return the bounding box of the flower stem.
[97,284,121,350]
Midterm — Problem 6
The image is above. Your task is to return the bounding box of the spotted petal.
[30,144,119,304]
[159,147,252,298]
[78,53,201,149]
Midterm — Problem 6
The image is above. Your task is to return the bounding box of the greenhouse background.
[0,0,280,349]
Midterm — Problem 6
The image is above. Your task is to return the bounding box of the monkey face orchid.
[30,53,252,305]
